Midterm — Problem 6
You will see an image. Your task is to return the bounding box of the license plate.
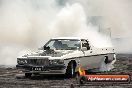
[33,67,42,71]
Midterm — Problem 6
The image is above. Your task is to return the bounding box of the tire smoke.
[1,0,130,66]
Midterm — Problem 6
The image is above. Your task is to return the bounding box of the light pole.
[107,28,111,38]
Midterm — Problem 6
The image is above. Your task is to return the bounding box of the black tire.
[104,56,111,64]
[66,62,76,78]
[33,73,39,76]
[25,73,32,78]
[104,58,108,64]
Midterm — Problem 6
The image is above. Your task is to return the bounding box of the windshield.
[45,39,81,50]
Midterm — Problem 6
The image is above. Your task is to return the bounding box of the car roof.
[51,37,87,40]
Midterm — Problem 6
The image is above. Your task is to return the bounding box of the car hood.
[22,50,75,58]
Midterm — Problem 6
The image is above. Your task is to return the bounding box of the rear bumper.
[16,64,66,74]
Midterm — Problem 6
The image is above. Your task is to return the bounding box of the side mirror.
[81,47,87,51]
[44,46,46,50]
[43,46,50,50]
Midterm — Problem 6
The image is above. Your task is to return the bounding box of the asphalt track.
[0,54,132,88]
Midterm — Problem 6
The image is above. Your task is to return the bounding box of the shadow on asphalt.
[16,72,100,80]
[29,71,100,80]
[28,72,101,80]
[29,74,68,80]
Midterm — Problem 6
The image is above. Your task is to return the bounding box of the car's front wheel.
[66,61,76,78]
[25,73,32,78]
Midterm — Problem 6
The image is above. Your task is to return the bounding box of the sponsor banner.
[79,74,130,84]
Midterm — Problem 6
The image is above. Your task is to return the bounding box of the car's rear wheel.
[104,56,109,64]
[25,73,32,78]
[99,56,115,72]
[104,56,112,64]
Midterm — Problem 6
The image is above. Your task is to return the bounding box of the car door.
[79,39,102,70]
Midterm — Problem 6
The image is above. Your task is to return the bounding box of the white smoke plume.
[0,0,60,65]
[50,3,112,48]
[0,0,131,65]
[67,0,132,53]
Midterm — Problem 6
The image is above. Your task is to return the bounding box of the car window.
[81,39,90,50]
[45,39,81,50]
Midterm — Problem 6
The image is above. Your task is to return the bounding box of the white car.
[16,37,116,77]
